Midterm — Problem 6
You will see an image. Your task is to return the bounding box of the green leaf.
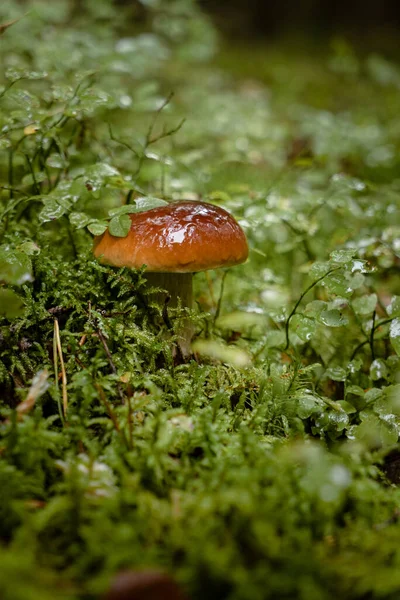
[0,288,25,318]
[192,339,251,369]
[88,221,108,236]
[108,214,132,237]
[319,309,348,327]
[75,87,113,115]
[304,300,327,317]
[326,410,349,432]
[69,212,93,229]
[5,68,47,82]
[291,314,316,342]
[390,318,400,356]
[296,394,324,419]
[0,247,32,285]
[352,293,377,315]
[39,198,71,223]
[22,172,47,187]
[369,359,388,381]
[216,311,266,331]
[381,385,400,416]
[388,296,400,317]
[353,412,399,447]
[108,198,169,220]
[329,249,357,263]
[134,197,169,212]
[346,358,363,374]
[364,388,382,405]
[336,400,357,414]
[309,261,332,279]
[325,366,347,381]
[84,163,120,191]
[322,271,353,297]
[17,241,40,256]
[46,154,66,169]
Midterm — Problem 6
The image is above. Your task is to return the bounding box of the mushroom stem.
[145,272,194,359]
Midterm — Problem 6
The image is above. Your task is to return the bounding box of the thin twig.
[133,92,185,178]
[95,383,130,449]
[108,122,140,158]
[96,328,125,403]
[24,154,40,194]
[214,271,228,322]
[0,186,30,197]
[281,218,315,261]
[284,267,341,350]
[54,318,68,419]
[94,383,120,433]
[148,117,186,145]
[53,322,62,421]
[350,317,394,360]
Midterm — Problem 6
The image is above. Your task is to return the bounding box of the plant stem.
[145,272,194,359]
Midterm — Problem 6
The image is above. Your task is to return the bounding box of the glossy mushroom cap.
[93,201,248,273]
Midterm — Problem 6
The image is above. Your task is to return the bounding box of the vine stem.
[350,317,394,361]
[369,310,376,361]
[284,267,341,350]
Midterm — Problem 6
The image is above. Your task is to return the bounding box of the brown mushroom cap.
[104,570,188,600]
[93,201,248,273]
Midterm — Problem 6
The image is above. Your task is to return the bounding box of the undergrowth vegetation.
[1,1,400,599]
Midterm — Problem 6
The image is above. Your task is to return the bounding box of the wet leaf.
[329,249,357,263]
[325,366,347,381]
[88,221,108,236]
[290,314,316,342]
[353,412,399,447]
[192,339,251,368]
[336,400,357,414]
[370,359,388,381]
[85,163,120,191]
[39,198,71,223]
[381,384,400,415]
[5,68,47,82]
[296,393,324,419]
[0,247,32,285]
[17,241,40,256]
[108,214,131,237]
[134,197,169,212]
[319,309,348,327]
[322,271,352,297]
[46,154,66,169]
[304,300,327,317]
[390,318,400,356]
[0,288,25,318]
[69,212,93,229]
[22,172,47,187]
[352,293,377,316]
[387,296,400,317]
[108,198,168,218]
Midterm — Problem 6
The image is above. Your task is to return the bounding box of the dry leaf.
[24,124,40,135]
[0,17,21,36]
[16,370,49,418]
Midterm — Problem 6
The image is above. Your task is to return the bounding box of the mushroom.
[94,200,248,358]
[104,569,188,600]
